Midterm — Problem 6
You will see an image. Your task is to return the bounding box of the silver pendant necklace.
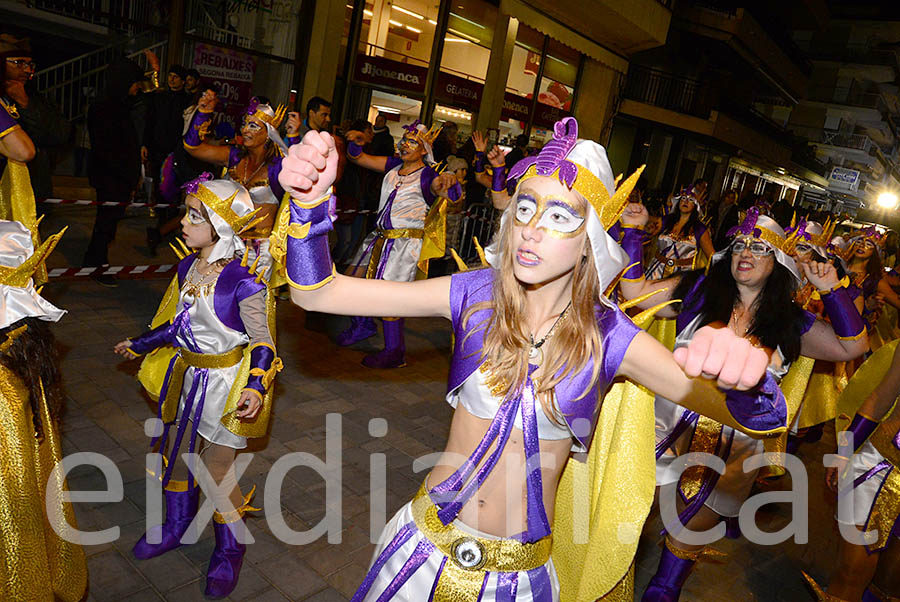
[528,302,572,366]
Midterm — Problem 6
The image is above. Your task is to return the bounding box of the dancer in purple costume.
[618,204,868,601]
[336,120,459,369]
[114,176,281,599]
[274,118,794,601]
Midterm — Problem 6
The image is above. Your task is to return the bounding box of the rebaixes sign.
[354,54,428,94]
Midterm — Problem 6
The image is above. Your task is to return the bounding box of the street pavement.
[40,204,840,601]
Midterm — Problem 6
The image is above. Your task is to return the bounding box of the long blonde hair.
[461,191,604,423]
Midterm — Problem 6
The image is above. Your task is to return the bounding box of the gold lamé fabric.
[865,465,900,551]
[410,483,552,573]
[835,339,900,436]
[417,194,463,279]
[365,227,425,280]
[0,366,87,601]
[0,160,45,285]
[678,416,725,501]
[552,380,656,601]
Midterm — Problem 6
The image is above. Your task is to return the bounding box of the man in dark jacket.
[83,58,146,284]
[371,113,394,156]
[1,34,71,200]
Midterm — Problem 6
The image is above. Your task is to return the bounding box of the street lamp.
[877,192,899,210]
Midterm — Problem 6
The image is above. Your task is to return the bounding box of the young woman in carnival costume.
[783,218,865,453]
[334,120,460,369]
[114,175,281,599]
[182,93,289,282]
[0,220,87,601]
[803,339,900,601]
[644,188,715,281]
[276,117,793,601]
[844,226,900,351]
[617,205,868,601]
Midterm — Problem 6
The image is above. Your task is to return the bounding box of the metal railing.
[808,81,889,113]
[30,0,156,34]
[623,65,712,118]
[792,126,878,153]
[35,38,168,124]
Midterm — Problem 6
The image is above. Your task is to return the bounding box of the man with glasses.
[0,34,71,200]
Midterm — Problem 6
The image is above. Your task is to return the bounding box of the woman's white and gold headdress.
[485,117,643,298]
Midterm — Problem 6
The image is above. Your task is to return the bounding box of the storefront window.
[361,0,439,66]
[368,89,423,137]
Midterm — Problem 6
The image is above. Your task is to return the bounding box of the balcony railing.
[792,126,877,154]
[623,66,712,118]
[30,0,156,34]
[808,81,889,113]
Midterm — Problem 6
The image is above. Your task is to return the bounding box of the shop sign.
[829,166,860,192]
[192,43,257,133]
[501,92,531,122]
[533,103,571,129]
[435,71,483,110]
[354,54,428,94]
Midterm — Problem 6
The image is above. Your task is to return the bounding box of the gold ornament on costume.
[190,182,263,236]
[247,100,287,130]
[0,225,65,288]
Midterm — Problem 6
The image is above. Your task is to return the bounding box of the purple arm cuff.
[491,166,507,192]
[839,413,879,452]
[129,322,175,355]
[620,226,645,280]
[245,345,275,397]
[821,286,866,339]
[725,371,788,435]
[286,134,301,147]
[474,152,486,174]
[184,110,214,148]
[447,181,462,202]
[347,141,363,158]
[285,194,335,290]
[0,106,18,135]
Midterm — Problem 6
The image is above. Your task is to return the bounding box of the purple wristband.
[0,104,18,135]
[821,286,866,339]
[474,152,486,174]
[286,134,301,147]
[184,110,214,148]
[620,226,645,280]
[244,344,276,397]
[285,194,335,289]
[838,413,879,452]
[347,141,363,158]
[725,371,788,435]
[491,166,507,192]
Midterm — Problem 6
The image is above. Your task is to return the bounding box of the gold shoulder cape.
[0,157,45,284]
[0,365,87,601]
[137,268,278,439]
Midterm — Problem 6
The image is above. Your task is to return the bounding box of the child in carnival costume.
[0,220,87,602]
[183,93,289,284]
[277,119,793,601]
[334,119,460,369]
[115,174,281,599]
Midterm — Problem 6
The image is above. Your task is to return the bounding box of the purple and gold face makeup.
[513,193,586,239]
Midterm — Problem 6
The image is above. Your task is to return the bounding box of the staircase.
[35,36,168,124]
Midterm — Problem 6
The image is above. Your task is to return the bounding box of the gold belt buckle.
[451,537,486,570]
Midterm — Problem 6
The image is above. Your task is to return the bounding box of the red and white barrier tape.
[48,264,177,280]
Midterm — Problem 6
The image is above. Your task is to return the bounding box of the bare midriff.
[425,403,573,538]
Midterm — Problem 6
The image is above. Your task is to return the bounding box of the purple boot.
[362,318,406,369]
[642,542,698,601]
[336,316,377,346]
[205,514,248,599]
[133,483,199,560]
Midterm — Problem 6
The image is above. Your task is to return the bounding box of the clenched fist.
[279,131,340,203]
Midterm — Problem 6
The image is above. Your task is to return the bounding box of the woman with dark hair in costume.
[0,221,86,601]
[617,205,868,601]
[275,117,793,601]
[182,91,288,281]
[644,188,715,280]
